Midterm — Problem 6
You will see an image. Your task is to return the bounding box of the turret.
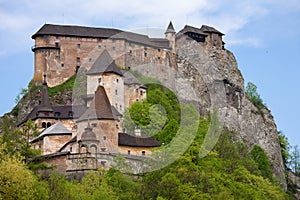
[37,74,54,117]
[165,21,176,52]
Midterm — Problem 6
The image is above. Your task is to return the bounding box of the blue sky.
[0,0,299,146]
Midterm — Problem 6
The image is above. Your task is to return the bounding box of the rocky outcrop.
[130,38,287,190]
[178,40,286,190]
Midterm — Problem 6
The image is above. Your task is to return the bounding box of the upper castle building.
[31,22,224,87]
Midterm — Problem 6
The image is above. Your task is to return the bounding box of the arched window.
[47,122,51,128]
[90,145,97,154]
[142,151,146,156]
[42,122,46,128]
[81,144,88,153]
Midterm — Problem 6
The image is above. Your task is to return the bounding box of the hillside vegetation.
[0,83,291,199]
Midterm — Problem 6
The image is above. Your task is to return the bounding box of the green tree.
[0,142,49,200]
[245,82,266,117]
[250,145,273,181]
[0,116,42,169]
[278,130,290,166]
[289,145,300,174]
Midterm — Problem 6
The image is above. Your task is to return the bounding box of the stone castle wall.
[33,35,172,87]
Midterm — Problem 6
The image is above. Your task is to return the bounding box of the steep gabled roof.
[37,78,53,113]
[118,132,161,147]
[176,25,208,37]
[30,122,72,143]
[165,21,176,34]
[77,86,114,122]
[200,25,224,36]
[86,50,123,76]
[121,70,146,87]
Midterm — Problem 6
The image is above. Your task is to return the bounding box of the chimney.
[134,126,141,136]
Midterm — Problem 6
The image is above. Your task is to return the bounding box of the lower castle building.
[20,50,160,176]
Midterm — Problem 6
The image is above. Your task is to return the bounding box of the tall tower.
[165,21,176,53]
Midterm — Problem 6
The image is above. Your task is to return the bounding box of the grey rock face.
[131,38,287,190]
[177,40,286,190]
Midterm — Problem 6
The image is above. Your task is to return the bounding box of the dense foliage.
[0,81,292,199]
[245,82,266,117]
[124,84,180,144]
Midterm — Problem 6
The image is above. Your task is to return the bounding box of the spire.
[165,21,176,34]
[37,74,53,114]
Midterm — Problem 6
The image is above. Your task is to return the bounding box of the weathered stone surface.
[177,40,286,190]
[130,37,287,190]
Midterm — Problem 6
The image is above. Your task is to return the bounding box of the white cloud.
[0,0,299,51]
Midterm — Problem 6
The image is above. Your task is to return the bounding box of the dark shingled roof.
[37,80,53,113]
[200,25,224,36]
[32,24,122,39]
[86,50,123,76]
[121,70,145,87]
[177,25,208,37]
[32,24,170,49]
[165,21,176,34]
[118,132,161,147]
[77,86,114,122]
[19,105,86,126]
[149,38,170,49]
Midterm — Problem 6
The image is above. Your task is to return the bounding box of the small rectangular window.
[76,57,80,63]
[77,44,80,49]
[98,78,101,84]
[128,150,131,155]
[142,151,146,156]
[61,63,64,67]
[112,46,116,50]
[55,42,59,48]
[115,89,118,95]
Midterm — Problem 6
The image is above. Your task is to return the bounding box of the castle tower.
[165,21,176,53]
[86,50,124,114]
[37,74,54,118]
[77,86,119,153]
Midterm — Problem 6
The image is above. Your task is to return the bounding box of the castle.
[20,22,224,176]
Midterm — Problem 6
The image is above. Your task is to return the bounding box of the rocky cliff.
[130,38,287,190]
[3,35,287,190]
